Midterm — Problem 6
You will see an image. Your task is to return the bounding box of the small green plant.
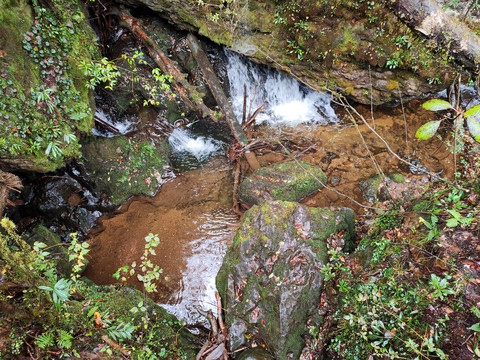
[416,99,480,142]
[419,214,441,241]
[67,232,90,282]
[39,278,72,310]
[428,274,456,301]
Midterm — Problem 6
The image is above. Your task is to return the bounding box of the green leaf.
[470,323,480,332]
[466,116,480,143]
[415,121,441,140]
[465,104,480,117]
[422,99,453,111]
[446,218,458,227]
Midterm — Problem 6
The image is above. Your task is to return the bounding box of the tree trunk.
[388,0,480,70]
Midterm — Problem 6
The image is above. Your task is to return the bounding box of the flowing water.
[225,50,338,125]
[85,48,455,328]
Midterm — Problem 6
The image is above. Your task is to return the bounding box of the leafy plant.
[428,274,456,301]
[35,331,55,350]
[107,322,136,342]
[416,99,480,142]
[39,278,72,310]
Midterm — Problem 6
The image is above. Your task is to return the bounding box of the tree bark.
[387,0,480,70]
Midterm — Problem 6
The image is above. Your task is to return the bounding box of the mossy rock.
[216,200,355,360]
[80,135,170,208]
[238,161,327,206]
[0,0,97,172]
[237,347,275,360]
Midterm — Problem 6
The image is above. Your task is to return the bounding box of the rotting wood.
[119,12,214,120]
[0,170,22,218]
[186,33,261,171]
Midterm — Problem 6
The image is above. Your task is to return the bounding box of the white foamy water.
[168,128,223,161]
[225,50,338,125]
[92,107,137,137]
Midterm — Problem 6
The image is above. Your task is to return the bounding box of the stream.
[81,47,456,329]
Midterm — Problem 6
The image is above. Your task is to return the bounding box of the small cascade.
[168,128,224,171]
[225,50,338,126]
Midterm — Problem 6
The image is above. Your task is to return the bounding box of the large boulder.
[238,161,327,206]
[216,200,355,359]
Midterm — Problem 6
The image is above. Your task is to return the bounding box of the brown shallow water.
[85,99,454,325]
[84,157,238,325]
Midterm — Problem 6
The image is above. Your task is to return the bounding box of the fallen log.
[119,12,215,119]
[186,33,261,170]
[388,0,480,70]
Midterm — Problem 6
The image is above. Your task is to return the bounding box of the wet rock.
[216,200,355,360]
[238,161,327,206]
[237,347,274,360]
[80,135,171,209]
[359,175,385,203]
[359,173,425,203]
[28,175,100,238]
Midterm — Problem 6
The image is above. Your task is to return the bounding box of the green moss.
[81,136,170,208]
[0,0,98,172]
[389,173,405,183]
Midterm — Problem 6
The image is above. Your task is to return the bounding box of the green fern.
[107,322,135,342]
[35,332,55,350]
[57,329,73,349]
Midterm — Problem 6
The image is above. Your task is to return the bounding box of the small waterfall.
[225,50,338,126]
[168,128,224,170]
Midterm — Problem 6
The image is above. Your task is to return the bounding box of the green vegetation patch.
[0,0,97,172]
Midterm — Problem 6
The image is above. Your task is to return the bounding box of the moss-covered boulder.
[216,200,355,360]
[238,161,327,206]
[0,0,98,172]
[80,135,170,208]
[237,347,275,360]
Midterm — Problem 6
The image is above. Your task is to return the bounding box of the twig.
[196,340,212,360]
[368,65,375,129]
[232,161,242,216]
[242,83,247,125]
[216,291,227,338]
[242,104,265,130]
[398,84,409,156]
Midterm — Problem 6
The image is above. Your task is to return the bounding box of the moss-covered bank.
[0,0,98,172]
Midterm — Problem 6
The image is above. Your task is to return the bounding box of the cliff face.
[0,0,98,172]
[116,0,460,105]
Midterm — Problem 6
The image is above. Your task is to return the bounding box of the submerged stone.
[238,161,327,206]
[216,200,355,360]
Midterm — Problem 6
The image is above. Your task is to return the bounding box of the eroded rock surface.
[216,200,355,359]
